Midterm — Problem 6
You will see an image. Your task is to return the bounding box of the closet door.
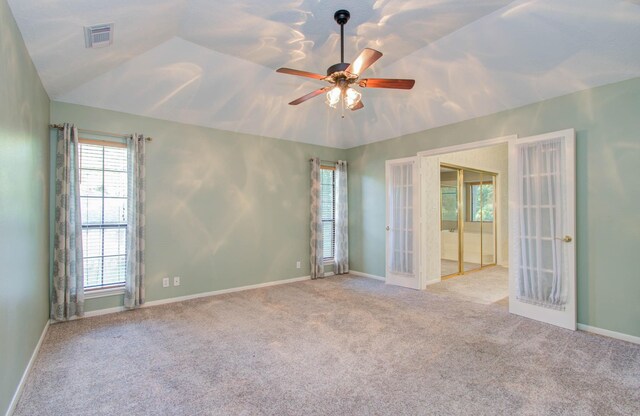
[385,157,420,289]
[508,129,576,330]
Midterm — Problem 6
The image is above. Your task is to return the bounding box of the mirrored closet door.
[440,164,497,278]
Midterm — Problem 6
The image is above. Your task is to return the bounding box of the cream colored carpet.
[440,259,480,276]
[429,265,509,305]
[15,275,640,415]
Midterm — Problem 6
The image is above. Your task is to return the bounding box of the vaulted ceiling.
[8,0,640,148]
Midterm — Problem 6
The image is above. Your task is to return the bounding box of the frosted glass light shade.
[345,87,361,109]
[326,87,341,108]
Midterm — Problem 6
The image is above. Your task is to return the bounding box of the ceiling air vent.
[84,23,114,48]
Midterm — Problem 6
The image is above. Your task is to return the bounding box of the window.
[79,140,128,290]
[320,166,335,260]
[440,185,458,222]
[468,183,494,222]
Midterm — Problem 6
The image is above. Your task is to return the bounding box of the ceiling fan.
[276,9,415,113]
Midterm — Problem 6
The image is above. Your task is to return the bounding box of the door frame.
[417,135,517,289]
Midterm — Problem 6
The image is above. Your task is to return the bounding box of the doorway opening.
[419,140,510,307]
[440,164,497,279]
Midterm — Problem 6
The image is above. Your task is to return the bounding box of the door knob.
[386,226,390,231]
[555,235,572,243]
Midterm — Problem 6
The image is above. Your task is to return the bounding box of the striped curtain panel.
[310,157,324,279]
[51,124,84,321]
[334,160,349,274]
[124,134,146,308]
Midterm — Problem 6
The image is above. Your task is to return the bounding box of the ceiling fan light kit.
[276,9,415,115]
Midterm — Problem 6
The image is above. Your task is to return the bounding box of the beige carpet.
[440,259,484,276]
[15,275,640,415]
[429,265,509,305]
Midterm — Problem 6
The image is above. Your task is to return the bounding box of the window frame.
[79,138,128,295]
[320,165,336,263]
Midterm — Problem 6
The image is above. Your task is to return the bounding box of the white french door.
[508,129,576,330]
[385,157,420,289]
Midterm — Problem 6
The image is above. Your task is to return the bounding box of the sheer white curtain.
[334,160,349,275]
[124,134,146,308]
[309,157,324,279]
[389,163,413,274]
[517,139,567,309]
[51,124,84,320]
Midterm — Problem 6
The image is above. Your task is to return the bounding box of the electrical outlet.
[173,276,181,286]
[296,261,301,269]
[162,277,169,288]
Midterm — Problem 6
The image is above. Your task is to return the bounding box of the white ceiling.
[8,0,640,148]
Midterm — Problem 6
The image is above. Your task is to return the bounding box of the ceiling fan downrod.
[326,9,351,75]
[334,9,350,63]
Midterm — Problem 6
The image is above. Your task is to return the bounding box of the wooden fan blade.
[276,68,326,80]
[288,87,331,105]
[351,100,364,111]
[346,48,383,76]
[358,78,415,89]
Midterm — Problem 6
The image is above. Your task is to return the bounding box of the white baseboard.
[80,275,312,318]
[577,323,640,345]
[144,275,311,307]
[5,320,49,416]
[84,305,127,318]
[349,270,385,281]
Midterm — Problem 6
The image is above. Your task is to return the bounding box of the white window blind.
[79,142,128,289]
[320,167,335,260]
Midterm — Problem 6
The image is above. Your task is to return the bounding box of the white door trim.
[417,135,517,157]
[386,155,418,164]
[419,154,441,288]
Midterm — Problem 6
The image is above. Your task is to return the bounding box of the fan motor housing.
[327,62,349,76]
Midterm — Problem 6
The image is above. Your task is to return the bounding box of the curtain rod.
[309,158,337,164]
[49,124,152,142]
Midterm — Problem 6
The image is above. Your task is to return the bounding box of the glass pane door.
[388,163,414,275]
[508,129,576,330]
[386,157,420,289]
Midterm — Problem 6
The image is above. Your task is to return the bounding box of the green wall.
[347,77,640,338]
[50,102,346,312]
[0,1,51,414]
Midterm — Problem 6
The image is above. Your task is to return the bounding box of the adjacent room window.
[468,182,494,222]
[79,140,128,290]
[320,166,335,260]
[440,185,458,222]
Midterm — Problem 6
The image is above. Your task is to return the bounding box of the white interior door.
[386,157,420,289]
[508,129,576,330]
